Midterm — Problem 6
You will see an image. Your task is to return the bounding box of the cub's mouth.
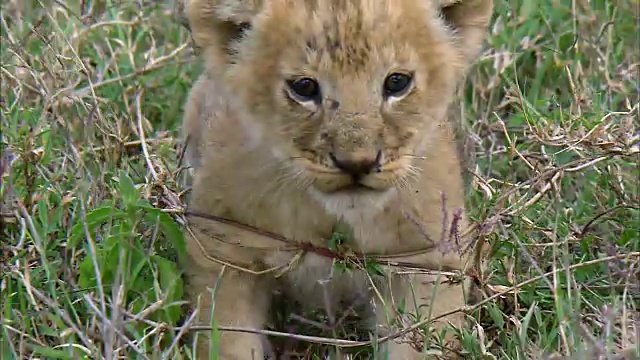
[333,180,380,193]
[342,183,376,191]
[315,174,390,195]
[302,161,399,195]
[291,150,409,194]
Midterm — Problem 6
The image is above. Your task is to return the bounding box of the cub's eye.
[287,78,321,100]
[383,72,412,96]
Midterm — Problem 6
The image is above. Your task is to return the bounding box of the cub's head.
[188,0,493,196]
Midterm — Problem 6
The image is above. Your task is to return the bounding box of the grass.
[0,0,638,359]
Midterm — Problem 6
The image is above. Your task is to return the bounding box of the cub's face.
[225,0,472,196]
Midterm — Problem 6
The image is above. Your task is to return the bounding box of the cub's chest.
[315,193,427,255]
[335,209,395,251]
[270,212,412,311]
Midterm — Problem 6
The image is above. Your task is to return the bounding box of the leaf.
[129,242,151,289]
[487,302,505,329]
[50,205,64,233]
[153,255,184,323]
[77,230,122,289]
[153,256,181,294]
[30,345,73,359]
[209,317,221,359]
[68,205,125,248]
[518,301,538,350]
[37,199,49,236]
[77,254,96,289]
[118,171,137,208]
[143,208,186,263]
[364,259,385,277]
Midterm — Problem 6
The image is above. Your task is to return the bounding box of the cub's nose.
[329,150,382,177]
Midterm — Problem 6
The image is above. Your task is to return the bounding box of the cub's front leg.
[184,228,271,359]
[375,271,469,359]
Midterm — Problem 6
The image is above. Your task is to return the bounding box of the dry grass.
[1,0,638,359]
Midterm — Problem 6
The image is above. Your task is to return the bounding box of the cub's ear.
[184,0,263,65]
[438,0,494,65]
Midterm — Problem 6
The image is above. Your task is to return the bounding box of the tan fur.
[180,0,493,358]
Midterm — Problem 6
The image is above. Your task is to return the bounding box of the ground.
[0,0,638,359]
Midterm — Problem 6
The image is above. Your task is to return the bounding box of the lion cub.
[180,0,493,358]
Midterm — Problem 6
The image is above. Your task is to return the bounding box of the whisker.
[405,164,423,178]
[401,154,426,160]
[393,177,409,191]
[258,160,303,199]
